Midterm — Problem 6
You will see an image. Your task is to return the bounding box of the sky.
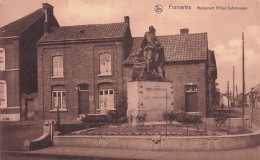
[0,0,259,93]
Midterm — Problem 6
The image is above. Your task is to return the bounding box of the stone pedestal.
[127,81,175,125]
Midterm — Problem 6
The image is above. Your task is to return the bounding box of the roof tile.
[125,33,208,63]
[39,22,129,42]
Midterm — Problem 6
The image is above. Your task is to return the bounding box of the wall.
[53,131,260,151]
[19,15,45,95]
[0,39,20,121]
[37,41,125,120]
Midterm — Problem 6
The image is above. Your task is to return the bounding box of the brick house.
[124,29,217,117]
[0,3,59,121]
[37,17,217,120]
[37,17,132,120]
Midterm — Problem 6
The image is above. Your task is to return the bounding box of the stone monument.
[127,26,174,125]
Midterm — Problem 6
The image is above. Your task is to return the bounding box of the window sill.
[49,108,68,112]
[98,73,113,77]
[51,76,65,79]
[0,106,8,109]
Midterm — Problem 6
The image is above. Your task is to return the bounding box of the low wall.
[203,118,249,127]
[24,132,52,151]
[24,120,54,151]
[53,131,260,151]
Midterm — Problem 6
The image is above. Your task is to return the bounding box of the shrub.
[115,91,128,118]
[175,112,202,124]
[162,111,176,123]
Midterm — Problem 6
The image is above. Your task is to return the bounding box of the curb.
[0,150,133,160]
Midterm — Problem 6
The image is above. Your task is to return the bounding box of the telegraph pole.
[227,81,230,109]
[233,66,235,110]
[236,85,238,99]
[227,81,231,133]
[242,33,245,129]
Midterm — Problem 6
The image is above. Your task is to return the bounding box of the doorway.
[25,98,34,120]
[78,84,90,115]
[185,84,198,112]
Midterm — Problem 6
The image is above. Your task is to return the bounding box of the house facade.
[0,3,59,121]
[37,17,132,120]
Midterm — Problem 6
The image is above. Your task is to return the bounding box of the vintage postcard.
[0,0,259,159]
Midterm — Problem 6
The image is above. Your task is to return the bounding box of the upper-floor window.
[52,56,64,77]
[0,48,5,71]
[0,81,7,107]
[99,53,111,75]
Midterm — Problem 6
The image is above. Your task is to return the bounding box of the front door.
[185,92,198,112]
[25,98,34,120]
[78,84,90,115]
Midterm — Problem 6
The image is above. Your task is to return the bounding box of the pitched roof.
[125,33,208,63]
[39,22,129,42]
[0,9,45,38]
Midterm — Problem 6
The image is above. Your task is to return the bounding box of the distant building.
[0,3,59,121]
[37,16,217,120]
[251,84,260,108]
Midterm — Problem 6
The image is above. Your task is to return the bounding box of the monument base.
[127,81,175,125]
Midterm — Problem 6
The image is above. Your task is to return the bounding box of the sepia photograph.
[0,0,259,159]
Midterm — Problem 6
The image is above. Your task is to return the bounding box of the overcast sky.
[0,0,259,93]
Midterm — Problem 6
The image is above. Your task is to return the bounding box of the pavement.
[1,145,260,160]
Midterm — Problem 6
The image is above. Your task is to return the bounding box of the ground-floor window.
[0,80,7,107]
[99,89,114,112]
[52,85,66,110]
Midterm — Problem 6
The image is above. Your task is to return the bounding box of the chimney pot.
[124,16,130,24]
[180,28,189,34]
[43,3,53,11]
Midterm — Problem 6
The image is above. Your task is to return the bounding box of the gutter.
[1,36,20,40]
[36,37,124,46]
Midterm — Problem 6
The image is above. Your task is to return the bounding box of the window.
[52,56,64,77]
[0,81,7,107]
[0,48,5,70]
[99,89,114,111]
[79,84,89,91]
[99,53,111,75]
[185,85,197,93]
[52,85,66,110]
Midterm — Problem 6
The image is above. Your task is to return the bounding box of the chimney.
[124,16,130,24]
[180,28,189,34]
[43,3,54,34]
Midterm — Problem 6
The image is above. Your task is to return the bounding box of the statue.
[131,26,165,80]
[141,26,158,74]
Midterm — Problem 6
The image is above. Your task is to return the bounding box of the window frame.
[99,53,112,76]
[52,55,64,78]
[185,84,198,93]
[51,85,67,112]
[0,80,7,108]
[0,48,5,71]
[98,89,115,110]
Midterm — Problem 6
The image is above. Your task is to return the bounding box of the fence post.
[205,122,207,136]
[186,124,189,136]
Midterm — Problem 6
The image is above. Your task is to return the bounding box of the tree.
[115,90,128,118]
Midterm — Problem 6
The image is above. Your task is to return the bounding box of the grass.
[69,122,247,136]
